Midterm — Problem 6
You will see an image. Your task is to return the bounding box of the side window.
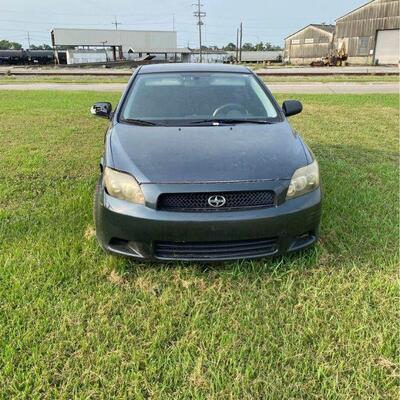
[357,37,369,55]
[248,78,278,118]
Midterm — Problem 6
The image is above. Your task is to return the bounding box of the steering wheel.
[212,103,248,117]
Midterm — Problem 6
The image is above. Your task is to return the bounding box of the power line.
[0,8,192,19]
[193,0,206,63]
[112,16,122,30]
[0,28,49,33]
[0,17,302,30]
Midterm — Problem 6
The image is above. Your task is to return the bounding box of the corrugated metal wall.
[52,29,177,52]
[335,0,400,59]
[227,51,283,62]
[284,26,333,62]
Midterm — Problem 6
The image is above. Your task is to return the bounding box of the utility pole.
[193,0,206,63]
[112,16,122,30]
[27,32,31,50]
[236,28,239,63]
[239,22,243,63]
[172,14,175,31]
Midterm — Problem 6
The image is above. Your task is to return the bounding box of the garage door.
[375,29,400,64]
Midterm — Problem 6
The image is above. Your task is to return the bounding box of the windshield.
[119,72,281,125]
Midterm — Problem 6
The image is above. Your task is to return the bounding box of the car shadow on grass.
[111,245,322,279]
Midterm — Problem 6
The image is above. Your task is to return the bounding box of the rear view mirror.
[282,100,303,117]
[91,102,112,118]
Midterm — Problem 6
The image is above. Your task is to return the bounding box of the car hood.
[109,122,308,183]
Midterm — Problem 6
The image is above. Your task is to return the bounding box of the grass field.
[0,74,398,85]
[0,91,399,399]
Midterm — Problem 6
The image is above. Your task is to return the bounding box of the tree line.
[0,40,52,50]
[1,38,282,52]
[203,42,282,51]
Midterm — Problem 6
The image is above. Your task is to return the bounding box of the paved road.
[269,82,399,93]
[0,82,398,94]
[1,65,398,76]
[256,65,399,75]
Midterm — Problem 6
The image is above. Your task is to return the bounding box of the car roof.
[137,63,251,74]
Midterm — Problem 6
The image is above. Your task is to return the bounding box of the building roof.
[310,24,336,33]
[335,0,376,21]
[51,27,177,34]
[128,47,191,54]
[137,63,251,74]
[189,49,229,54]
[285,24,335,40]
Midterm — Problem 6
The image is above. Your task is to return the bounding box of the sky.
[0,0,367,49]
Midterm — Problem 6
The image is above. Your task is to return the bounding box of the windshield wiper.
[188,119,275,125]
[121,118,157,126]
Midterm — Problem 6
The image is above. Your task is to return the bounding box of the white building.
[51,28,182,64]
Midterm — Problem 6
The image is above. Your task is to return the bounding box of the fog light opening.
[108,238,142,257]
[289,232,316,251]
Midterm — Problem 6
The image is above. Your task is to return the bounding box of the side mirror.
[91,102,112,118]
[282,100,303,117]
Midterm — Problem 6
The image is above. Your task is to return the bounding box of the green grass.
[0,91,399,399]
[0,75,130,84]
[0,74,398,85]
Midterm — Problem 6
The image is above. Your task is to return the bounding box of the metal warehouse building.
[51,28,181,64]
[335,0,400,65]
[284,24,335,64]
[227,50,283,63]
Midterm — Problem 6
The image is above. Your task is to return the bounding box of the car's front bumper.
[94,181,322,262]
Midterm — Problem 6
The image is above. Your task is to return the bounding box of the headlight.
[286,160,320,200]
[103,167,145,204]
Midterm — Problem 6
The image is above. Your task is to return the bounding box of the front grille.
[158,191,275,212]
[154,238,278,260]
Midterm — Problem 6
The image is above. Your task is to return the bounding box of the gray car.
[91,63,321,261]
